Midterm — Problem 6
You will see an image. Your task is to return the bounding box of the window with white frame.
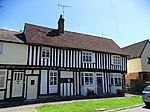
[49,72,58,86]
[42,47,50,58]
[147,57,150,64]
[0,71,6,88]
[0,43,3,54]
[81,73,93,86]
[112,55,121,65]
[111,73,122,86]
[82,52,92,62]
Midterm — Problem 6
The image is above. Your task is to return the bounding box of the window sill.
[114,84,122,86]
[42,57,50,59]
[81,85,94,87]
[111,64,121,66]
[82,62,95,64]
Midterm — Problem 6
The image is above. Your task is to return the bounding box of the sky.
[0,0,150,48]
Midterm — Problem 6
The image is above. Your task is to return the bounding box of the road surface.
[119,105,150,112]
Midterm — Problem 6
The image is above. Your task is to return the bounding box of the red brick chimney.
[58,15,65,36]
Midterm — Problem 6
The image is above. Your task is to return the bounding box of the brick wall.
[125,72,139,85]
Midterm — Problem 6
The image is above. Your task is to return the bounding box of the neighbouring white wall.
[0,42,28,65]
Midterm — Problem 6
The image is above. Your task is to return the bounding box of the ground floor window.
[0,71,6,88]
[142,73,149,81]
[111,73,122,86]
[49,71,58,86]
[81,72,93,86]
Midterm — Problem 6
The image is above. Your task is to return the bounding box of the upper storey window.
[42,47,50,58]
[147,57,150,64]
[82,52,92,62]
[0,43,3,54]
[112,55,121,65]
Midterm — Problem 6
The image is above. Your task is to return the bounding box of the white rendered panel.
[40,70,47,94]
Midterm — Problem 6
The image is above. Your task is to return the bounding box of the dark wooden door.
[97,77,103,95]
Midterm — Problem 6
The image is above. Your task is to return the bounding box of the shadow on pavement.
[142,105,150,110]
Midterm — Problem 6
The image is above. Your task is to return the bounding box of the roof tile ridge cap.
[65,30,111,40]
[122,39,148,49]
[25,23,56,30]
[0,28,19,33]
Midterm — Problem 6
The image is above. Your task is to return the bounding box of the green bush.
[130,79,146,94]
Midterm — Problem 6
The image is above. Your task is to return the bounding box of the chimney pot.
[58,15,65,36]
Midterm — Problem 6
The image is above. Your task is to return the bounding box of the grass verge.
[35,96,143,112]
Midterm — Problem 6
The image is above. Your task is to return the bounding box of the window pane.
[50,73,53,76]
[54,77,57,81]
[42,51,45,57]
[115,78,118,85]
[83,56,86,61]
[0,77,4,87]
[85,77,89,85]
[81,77,84,85]
[88,57,92,62]
[54,80,57,85]
[90,77,93,85]
[50,77,53,85]
[111,78,114,85]
[46,52,50,57]
[118,78,121,84]
[147,57,150,64]
[54,72,57,76]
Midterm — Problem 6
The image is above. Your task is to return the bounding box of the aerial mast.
[58,4,71,17]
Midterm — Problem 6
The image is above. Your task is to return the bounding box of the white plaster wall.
[0,42,28,65]
[40,70,47,94]
[61,71,73,78]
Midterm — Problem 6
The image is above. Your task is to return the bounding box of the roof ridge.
[122,39,149,49]
[0,28,20,33]
[25,23,111,41]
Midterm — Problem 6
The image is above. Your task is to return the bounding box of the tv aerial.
[58,4,71,17]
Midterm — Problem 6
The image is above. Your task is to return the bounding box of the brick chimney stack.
[58,15,65,36]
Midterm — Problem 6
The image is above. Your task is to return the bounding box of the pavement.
[0,93,141,112]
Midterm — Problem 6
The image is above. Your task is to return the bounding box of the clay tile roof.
[122,39,149,59]
[24,23,127,55]
[0,29,25,43]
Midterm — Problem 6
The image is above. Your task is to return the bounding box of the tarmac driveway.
[119,105,150,112]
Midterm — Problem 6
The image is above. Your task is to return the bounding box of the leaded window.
[82,52,92,62]
[112,55,121,65]
[42,48,50,58]
[81,73,93,86]
[49,72,58,85]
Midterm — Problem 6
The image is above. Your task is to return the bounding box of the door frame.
[10,70,25,99]
[26,75,39,100]
[96,72,104,95]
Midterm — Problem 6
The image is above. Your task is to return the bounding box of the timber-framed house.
[0,15,127,100]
